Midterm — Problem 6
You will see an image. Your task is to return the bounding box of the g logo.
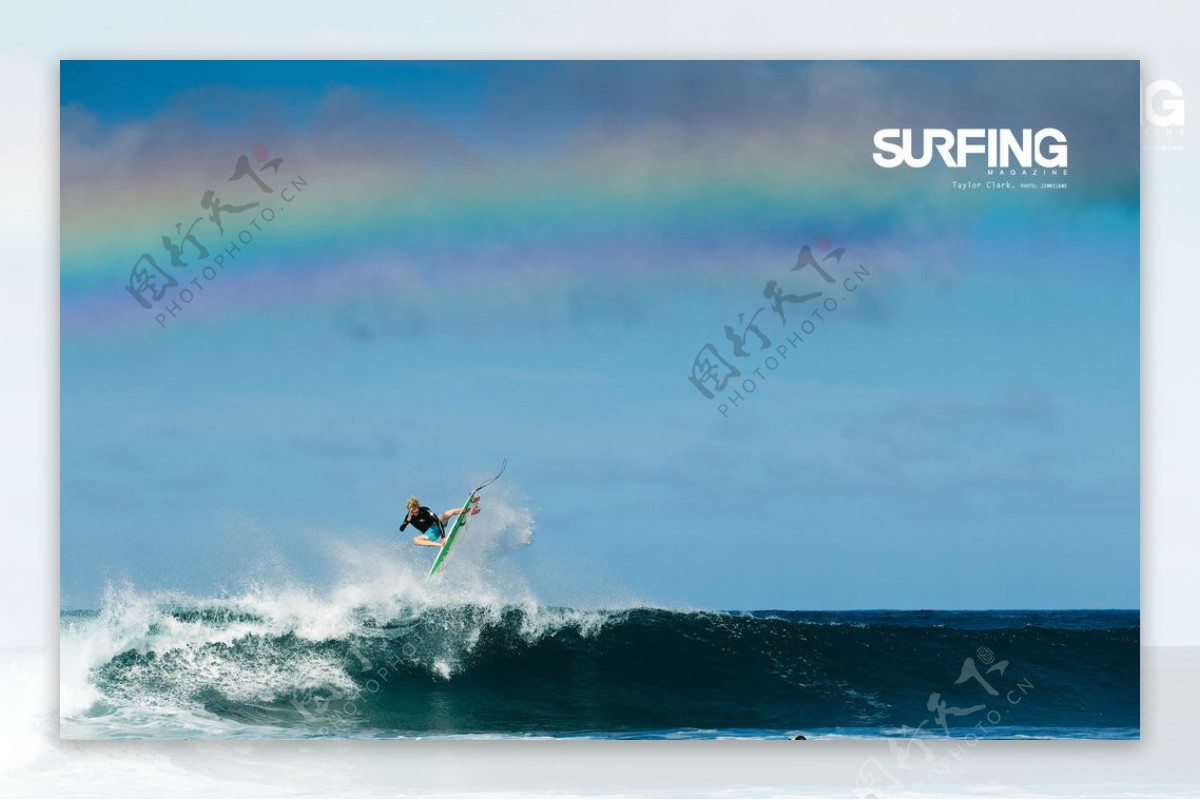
[1143,80,1185,127]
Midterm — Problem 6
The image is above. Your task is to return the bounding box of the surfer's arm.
[399,512,411,532]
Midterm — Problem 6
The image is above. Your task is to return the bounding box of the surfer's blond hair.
[407,496,420,510]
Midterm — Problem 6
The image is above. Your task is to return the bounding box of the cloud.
[842,388,1060,460]
[685,384,1081,507]
[61,62,1139,336]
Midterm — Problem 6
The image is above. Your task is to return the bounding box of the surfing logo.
[1143,80,1185,128]
[1142,79,1185,153]
[872,128,1069,169]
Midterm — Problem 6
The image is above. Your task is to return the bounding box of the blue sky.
[60,61,1140,610]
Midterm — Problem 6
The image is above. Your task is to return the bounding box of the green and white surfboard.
[426,489,477,577]
[426,459,506,578]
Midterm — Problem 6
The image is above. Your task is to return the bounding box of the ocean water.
[59,573,1138,739]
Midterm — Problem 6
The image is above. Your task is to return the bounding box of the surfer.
[401,496,477,548]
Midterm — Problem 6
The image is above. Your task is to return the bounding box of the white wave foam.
[59,499,642,738]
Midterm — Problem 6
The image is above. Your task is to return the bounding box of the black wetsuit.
[400,506,444,538]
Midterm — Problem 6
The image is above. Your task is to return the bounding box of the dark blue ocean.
[60,599,1138,739]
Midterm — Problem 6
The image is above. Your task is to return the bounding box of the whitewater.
[59,497,1139,740]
